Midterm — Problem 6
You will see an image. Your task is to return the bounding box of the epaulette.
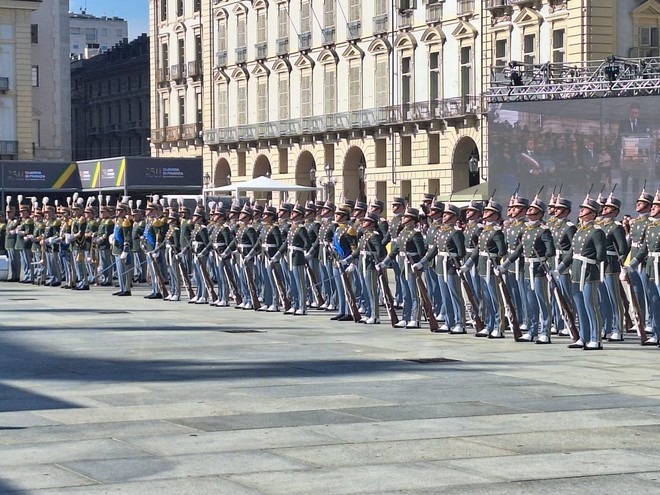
[566,221,575,227]
[347,226,358,236]
[122,218,132,228]
[152,218,164,227]
[594,224,602,230]
[615,221,622,226]
[493,225,502,231]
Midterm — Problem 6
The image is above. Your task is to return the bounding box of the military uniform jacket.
[5,218,19,250]
[164,225,182,253]
[131,220,146,252]
[504,218,525,275]
[71,217,87,250]
[30,220,45,253]
[287,222,311,267]
[422,220,443,269]
[387,226,425,265]
[259,223,282,259]
[598,218,629,274]
[317,218,335,263]
[15,217,34,250]
[433,225,466,278]
[44,219,61,252]
[112,217,133,256]
[347,227,386,271]
[191,223,210,255]
[305,219,321,259]
[332,222,358,263]
[383,214,402,248]
[629,214,650,268]
[84,219,99,251]
[59,218,72,250]
[469,223,506,278]
[561,221,606,286]
[463,220,483,260]
[231,222,258,257]
[631,218,660,282]
[97,219,114,249]
[0,221,6,253]
[550,218,577,266]
[179,219,192,250]
[506,221,556,279]
[144,217,166,251]
[209,222,231,252]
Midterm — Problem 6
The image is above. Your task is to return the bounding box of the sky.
[69,0,149,40]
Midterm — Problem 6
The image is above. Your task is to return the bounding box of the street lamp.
[309,167,317,201]
[358,160,366,202]
[203,172,211,188]
[318,164,337,202]
[468,149,480,187]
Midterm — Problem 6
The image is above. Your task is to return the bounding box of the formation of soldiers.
[1,187,659,350]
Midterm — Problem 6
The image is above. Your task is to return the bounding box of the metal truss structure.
[487,56,660,102]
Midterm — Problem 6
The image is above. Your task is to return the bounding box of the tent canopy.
[437,182,488,204]
[207,175,317,194]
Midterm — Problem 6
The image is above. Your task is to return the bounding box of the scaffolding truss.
[487,56,660,102]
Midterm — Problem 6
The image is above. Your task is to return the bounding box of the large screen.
[488,96,660,215]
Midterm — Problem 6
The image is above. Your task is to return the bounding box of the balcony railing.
[426,3,443,24]
[347,21,361,41]
[170,63,186,81]
[156,68,169,84]
[188,60,202,77]
[235,46,247,64]
[255,42,268,60]
[182,122,202,139]
[0,77,8,92]
[216,50,228,67]
[151,128,166,144]
[457,0,475,16]
[0,140,18,156]
[373,14,388,35]
[203,96,483,147]
[165,125,182,141]
[397,10,413,30]
[276,37,289,55]
[322,26,335,45]
[298,31,312,51]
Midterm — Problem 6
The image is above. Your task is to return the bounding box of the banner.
[1,161,82,191]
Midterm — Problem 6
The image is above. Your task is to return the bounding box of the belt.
[466,248,475,253]
[238,243,252,249]
[574,254,597,291]
[606,250,618,256]
[288,246,304,252]
[631,242,643,248]
[479,251,498,259]
[524,257,543,263]
[263,243,277,248]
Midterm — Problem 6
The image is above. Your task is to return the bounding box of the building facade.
[31,0,71,161]
[69,11,129,59]
[149,1,660,206]
[71,34,150,161]
[0,0,41,160]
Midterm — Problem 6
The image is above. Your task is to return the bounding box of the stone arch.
[394,32,418,50]
[214,157,231,187]
[451,136,479,192]
[342,146,367,202]
[252,154,272,201]
[294,150,317,203]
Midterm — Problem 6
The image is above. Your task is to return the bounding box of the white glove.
[304,251,313,260]
[109,234,115,244]
[551,269,560,280]
[120,251,128,261]
[244,254,253,263]
[346,264,356,273]
[65,233,75,243]
[494,265,506,276]
[412,262,423,272]
[459,264,471,275]
[339,258,350,267]
[272,252,281,263]
[213,242,220,249]
[619,266,630,281]
[375,261,387,271]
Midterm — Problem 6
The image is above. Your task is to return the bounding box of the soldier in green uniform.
[257,205,284,311]
[208,205,231,307]
[5,200,20,281]
[71,203,89,290]
[462,200,484,329]
[285,204,312,315]
[189,205,211,304]
[626,191,660,346]
[131,202,147,283]
[0,211,6,258]
[627,189,654,335]
[549,196,577,336]
[163,209,182,301]
[503,195,529,331]
[58,205,74,288]
[16,203,34,283]
[83,204,99,286]
[43,205,61,286]
[143,200,167,299]
[317,201,337,311]
[96,204,114,287]
[29,206,45,284]
[112,201,133,296]
[555,195,607,350]
[178,204,193,281]
[383,197,406,307]
[303,202,322,308]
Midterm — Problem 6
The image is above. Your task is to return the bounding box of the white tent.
[205,175,317,195]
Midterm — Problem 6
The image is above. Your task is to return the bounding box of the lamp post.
[468,150,480,188]
[203,172,211,199]
[318,164,337,202]
[358,160,366,202]
[309,167,317,202]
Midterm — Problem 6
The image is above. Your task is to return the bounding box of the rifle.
[271,258,292,311]
[173,249,195,300]
[493,267,522,339]
[334,255,361,322]
[376,264,399,326]
[305,262,325,307]
[219,252,243,306]
[452,258,485,333]
[243,258,261,310]
[408,256,439,331]
[144,240,169,298]
[535,249,580,341]
[619,267,648,343]
[196,253,218,303]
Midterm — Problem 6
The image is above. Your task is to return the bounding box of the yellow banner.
[92,161,101,188]
[52,163,78,189]
[116,158,126,187]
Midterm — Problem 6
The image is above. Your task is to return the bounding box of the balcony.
[0,77,8,92]
[322,26,335,45]
[235,46,247,64]
[170,63,187,81]
[397,10,413,31]
[347,21,361,41]
[203,128,219,145]
[216,50,228,68]
[237,124,258,141]
[187,60,202,77]
[457,0,475,17]
[276,37,289,56]
[373,15,388,36]
[156,68,169,85]
[165,125,182,141]
[484,0,510,8]
[150,128,166,144]
[257,122,280,139]
[182,122,202,140]
[426,2,443,24]
[255,42,267,60]
[298,31,312,51]
[0,140,18,157]
[509,0,536,4]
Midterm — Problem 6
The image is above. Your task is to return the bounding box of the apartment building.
[69,11,129,59]
[0,0,41,160]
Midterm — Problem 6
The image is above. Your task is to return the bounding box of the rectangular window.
[194,0,201,13]
[375,54,388,108]
[217,84,228,128]
[85,28,97,42]
[278,73,290,120]
[429,51,441,104]
[178,38,185,66]
[160,0,167,22]
[323,65,336,115]
[177,0,184,17]
[178,94,185,125]
[31,24,38,44]
[70,27,81,35]
[257,77,268,123]
[523,33,536,66]
[238,14,247,48]
[161,42,169,68]
[301,68,312,118]
[31,66,39,87]
[494,38,507,67]
[401,179,412,202]
[460,45,471,96]
[278,5,288,39]
[117,28,123,37]
[640,27,659,46]
[195,33,202,62]
[552,29,565,63]
[324,0,335,28]
[237,80,247,125]
[349,0,361,22]
[301,0,311,34]
[375,0,387,16]
[257,10,267,44]
[217,20,227,51]
[349,60,361,111]
[196,92,203,124]
[101,28,108,37]
[401,55,412,104]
